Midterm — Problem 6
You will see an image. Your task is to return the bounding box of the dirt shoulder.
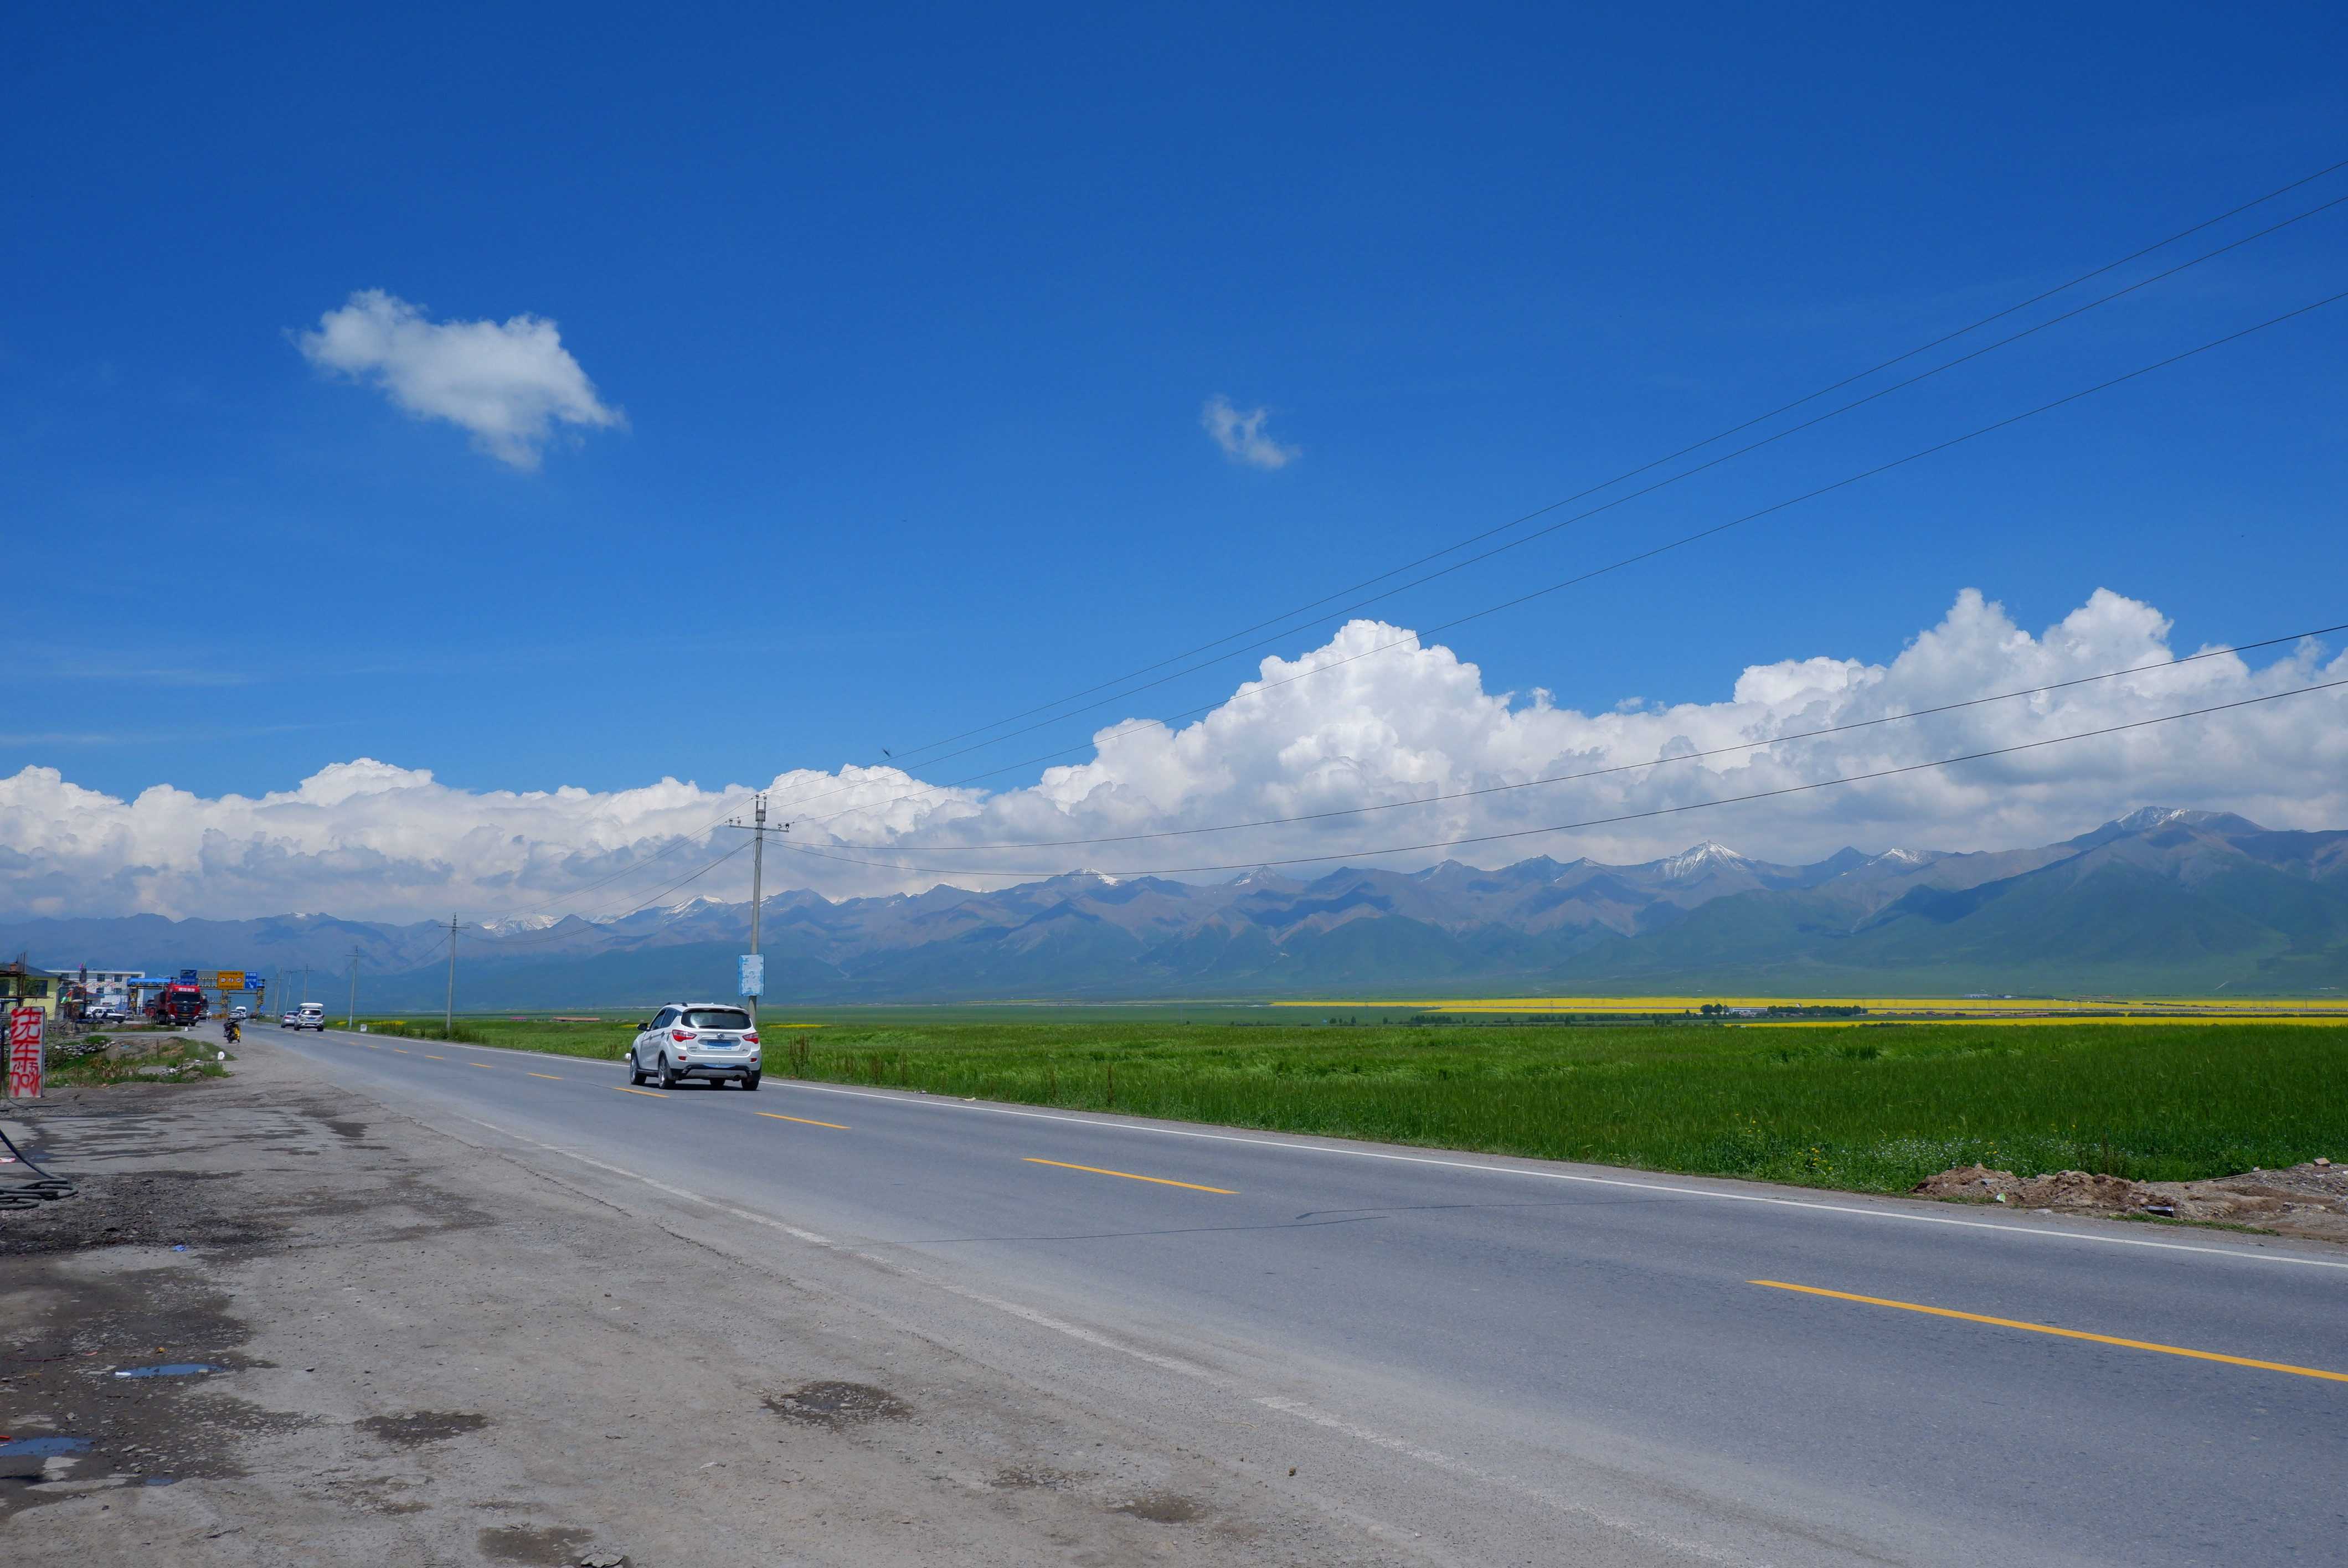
[1,1052,1419,1568]
[1911,1162,2348,1241]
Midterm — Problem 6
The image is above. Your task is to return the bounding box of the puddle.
[0,1437,94,1458]
[114,1363,223,1378]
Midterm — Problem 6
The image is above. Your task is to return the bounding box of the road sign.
[245,975,266,990]
[738,953,765,998]
[216,971,245,991]
[7,1008,43,1098]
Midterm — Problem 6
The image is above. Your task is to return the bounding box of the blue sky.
[4,3,2345,916]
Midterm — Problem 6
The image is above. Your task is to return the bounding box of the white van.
[294,1003,327,1031]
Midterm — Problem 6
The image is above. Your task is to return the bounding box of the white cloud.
[297,290,622,468]
[1201,394,1299,469]
[3,588,2342,921]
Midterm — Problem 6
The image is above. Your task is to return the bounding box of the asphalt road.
[247,1021,2347,1568]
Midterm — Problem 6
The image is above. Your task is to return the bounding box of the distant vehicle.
[229,1004,249,1020]
[626,1002,760,1090]
[280,1012,298,1028]
[149,981,207,1027]
[291,1002,327,1031]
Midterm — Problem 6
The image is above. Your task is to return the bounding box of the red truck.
[148,981,208,1027]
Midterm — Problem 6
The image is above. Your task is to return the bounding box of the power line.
[820,620,2348,851]
[484,799,753,918]
[766,678,2348,881]
[771,284,2348,834]
[795,190,2348,798]
[835,157,2348,784]
[460,838,755,948]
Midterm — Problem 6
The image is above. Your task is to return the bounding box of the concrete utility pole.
[746,793,766,1030]
[346,948,363,1029]
[724,796,790,1029]
[443,915,469,1038]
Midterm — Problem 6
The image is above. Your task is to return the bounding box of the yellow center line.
[1024,1158,1236,1194]
[613,1086,668,1098]
[1752,1280,2348,1383]
[464,1062,495,1069]
[526,1072,563,1080]
[390,1049,410,1054]
[754,1111,851,1129]
[423,1054,446,1060]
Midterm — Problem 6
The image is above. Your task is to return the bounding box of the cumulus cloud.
[1201,394,1299,469]
[297,290,622,468]
[3,589,2342,921]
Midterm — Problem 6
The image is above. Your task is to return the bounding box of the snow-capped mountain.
[7,811,2344,1003]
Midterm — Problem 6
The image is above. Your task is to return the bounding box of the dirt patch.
[0,1258,268,1513]
[477,1521,602,1563]
[358,1411,491,1448]
[1115,1490,1208,1522]
[0,1172,273,1258]
[762,1380,912,1428]
[1913,1160,2348,1241]
[991,1464,1082,1489]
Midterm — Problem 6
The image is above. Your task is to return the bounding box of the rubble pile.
[1913,1159,2348,1242]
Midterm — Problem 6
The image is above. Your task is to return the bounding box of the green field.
[348,1010,2348,1194]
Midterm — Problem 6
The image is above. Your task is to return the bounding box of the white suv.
[627,1003,761,1090]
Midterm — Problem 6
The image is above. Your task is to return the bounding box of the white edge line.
[440,1109,1753,1565]
[442,1111,1216,1379]
[1255,1397,1752,1566]
[289,1029,2348,1272]
[773,1082,2348,1272]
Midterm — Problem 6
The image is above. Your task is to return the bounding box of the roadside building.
[2,959,66,1023]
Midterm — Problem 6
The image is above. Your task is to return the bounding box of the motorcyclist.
[223,1016,240,1045]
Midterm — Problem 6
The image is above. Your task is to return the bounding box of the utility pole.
[299,964,311,1006]
[724,795,787,1029]
[346,949,363,1029]
[443,915,469,1039]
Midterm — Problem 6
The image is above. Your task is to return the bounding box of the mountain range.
[6,808,2345,1006]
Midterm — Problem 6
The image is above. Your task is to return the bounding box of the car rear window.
[683,1008,751,1031]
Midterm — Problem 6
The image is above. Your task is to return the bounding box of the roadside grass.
[40,1034,234,1089]
[348,1017,2348,1194]
[344,1017,615,1051]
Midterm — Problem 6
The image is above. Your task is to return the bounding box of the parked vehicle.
[292,1002,327,1031]
[626,1002,760,1090]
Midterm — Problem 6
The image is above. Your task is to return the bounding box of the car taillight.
[743,1033,759,1045]
[672,1029,696,1042]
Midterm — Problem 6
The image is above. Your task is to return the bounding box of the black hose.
[0,1123,75,1210]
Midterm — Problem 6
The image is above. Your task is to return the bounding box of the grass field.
[347,1011,2348,1194]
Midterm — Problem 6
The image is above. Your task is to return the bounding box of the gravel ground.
[1,1054,1423,1568]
